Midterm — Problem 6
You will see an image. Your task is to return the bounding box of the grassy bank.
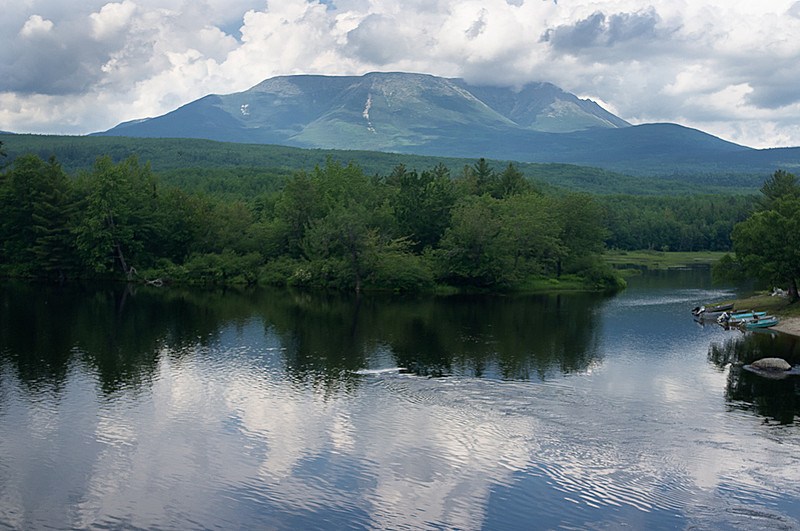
[604,250,727,272]
[705,292,800,317]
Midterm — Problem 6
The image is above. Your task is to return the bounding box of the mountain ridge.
[97,72,631,147]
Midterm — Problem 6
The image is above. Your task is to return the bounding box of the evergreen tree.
[0,154,77,277]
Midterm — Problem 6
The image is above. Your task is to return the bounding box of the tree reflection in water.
[0,281,262,396]
[261,290,607,383]
[0,282,608,399]
[708,331,800,424]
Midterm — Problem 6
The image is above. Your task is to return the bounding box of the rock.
[749,358,791,371]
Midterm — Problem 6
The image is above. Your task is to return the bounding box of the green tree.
[301,201,372,291]
[717,170,800,300]
[0,154,77,277]
[31,158,79,277]
[491,163,533,199]
[553,193,608,276]
[291,159,395,291]
[273,158,387,259]
[73,155,162,279]
[473,157,495,194]
[759,169,800,209]
[153,187,207,262]
[454,158,496,196]
[274,170,319,256]
[391,165,455,251]
[436,195,506,287]
[729,196,800,300]
[498,194,564,278]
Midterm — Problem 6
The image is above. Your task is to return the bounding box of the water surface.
[1,269,799,530]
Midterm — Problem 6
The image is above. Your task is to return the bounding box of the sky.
[2,0,800,149]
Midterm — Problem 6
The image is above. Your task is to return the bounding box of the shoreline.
[770,316,800,338]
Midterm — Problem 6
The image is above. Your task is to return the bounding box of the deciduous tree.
[717,170,800,301]
[73,155,162,279]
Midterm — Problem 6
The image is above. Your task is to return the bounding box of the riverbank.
[704,292,800,337]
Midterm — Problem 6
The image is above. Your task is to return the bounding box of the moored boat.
[695,309,732,321]
[717,311,767,324]
[691,303,734,317]
[740,316,780,329]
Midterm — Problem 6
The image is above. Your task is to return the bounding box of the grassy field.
[604,250,727,271]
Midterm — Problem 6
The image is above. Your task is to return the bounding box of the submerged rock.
[749,357,791,371]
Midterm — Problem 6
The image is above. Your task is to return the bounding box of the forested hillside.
[0,133,760,195]
[601,195,754,252]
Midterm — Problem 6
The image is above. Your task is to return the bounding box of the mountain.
[97,72,630,148]
[94,72,800,177]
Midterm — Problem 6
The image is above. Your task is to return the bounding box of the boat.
[691,303,733,317]
[717,311,767,324]
[695,309,733,321]
[739,316,780,329]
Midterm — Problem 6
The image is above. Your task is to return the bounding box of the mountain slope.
[453,80,629,132]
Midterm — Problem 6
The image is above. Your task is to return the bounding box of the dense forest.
[0,142,757,292]
[601,194,754,252]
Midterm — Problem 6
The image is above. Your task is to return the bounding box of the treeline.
[0,152,627,291]
[0,147,759,291]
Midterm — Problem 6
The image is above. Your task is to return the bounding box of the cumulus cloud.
[465,8,489,40]
[1,0,800,147]
[89,0,136,40]
[19,15,54,37]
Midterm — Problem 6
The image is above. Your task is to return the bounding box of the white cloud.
[19,15,54,37]
[2,0,800,147]
[90,1,137,40]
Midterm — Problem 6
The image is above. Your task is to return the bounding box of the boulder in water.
[749,358,791,371]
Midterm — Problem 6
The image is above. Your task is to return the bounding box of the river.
[1,268,799,530]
